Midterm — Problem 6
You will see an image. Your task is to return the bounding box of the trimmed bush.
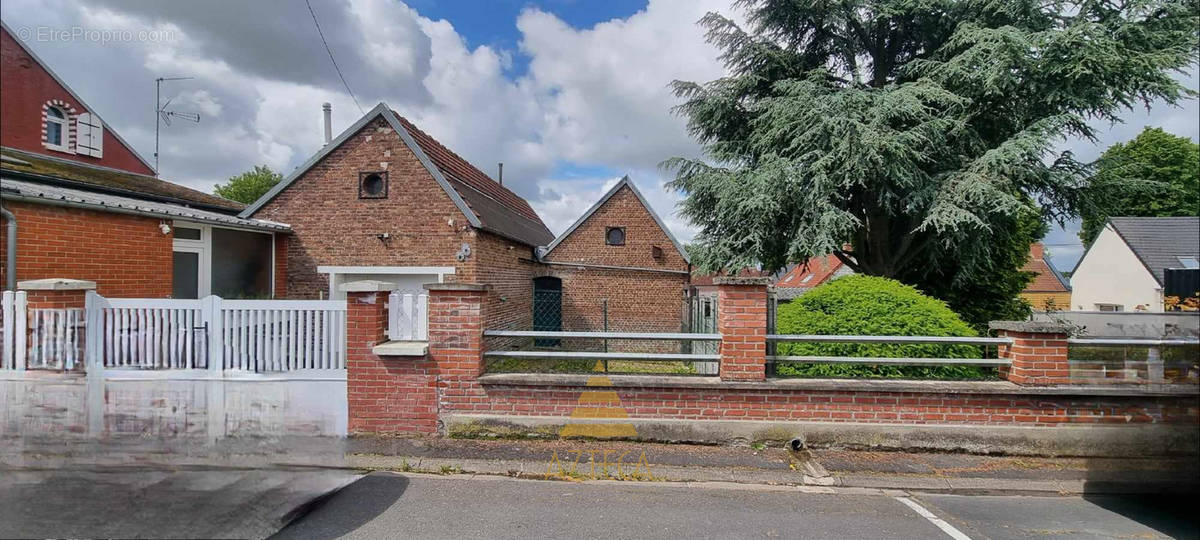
[775,275,991,379]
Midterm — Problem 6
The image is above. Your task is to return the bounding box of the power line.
[305,0,364,114]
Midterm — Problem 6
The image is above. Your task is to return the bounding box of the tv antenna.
[154,76,201,173]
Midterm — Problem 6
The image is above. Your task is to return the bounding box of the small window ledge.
[373,340,428,357]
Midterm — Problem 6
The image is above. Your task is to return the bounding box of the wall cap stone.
[424,283,490,292]
[17,278,97,291]
[713,276,772,286]
[989,321,1072,334]
[339,280,398,292]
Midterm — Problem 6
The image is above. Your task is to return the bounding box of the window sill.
[373,340,428,357]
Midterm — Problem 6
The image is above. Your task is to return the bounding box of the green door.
[532,277,562,347]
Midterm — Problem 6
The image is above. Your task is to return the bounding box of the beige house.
[1070,217,1200,312]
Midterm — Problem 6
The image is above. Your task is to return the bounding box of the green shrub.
[775,275,992,379]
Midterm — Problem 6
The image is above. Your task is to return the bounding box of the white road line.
[894,496,973,540]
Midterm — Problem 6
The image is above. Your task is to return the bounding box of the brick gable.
[253,117,479,298]
[543,183,687,271]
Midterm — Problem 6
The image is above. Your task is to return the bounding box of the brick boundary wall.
[342,279,1199,438]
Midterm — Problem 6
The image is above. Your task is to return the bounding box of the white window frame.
[1095,303,1124,312]
[172,222,276,298]
[44,106,71,153]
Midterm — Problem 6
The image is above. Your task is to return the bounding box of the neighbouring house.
[1019,242,1071,310]
[0,21,289,299]
[773,253,854,300]
[1071,217,1200,312]
[242,103,690,334]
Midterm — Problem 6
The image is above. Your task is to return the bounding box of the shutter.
[75,113,104,157]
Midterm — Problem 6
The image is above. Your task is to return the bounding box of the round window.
[360,173,386,198]
[606,227,625,246]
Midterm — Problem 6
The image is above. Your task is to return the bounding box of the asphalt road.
[273,472,1199,540]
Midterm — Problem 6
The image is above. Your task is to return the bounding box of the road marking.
[894,496,973,540]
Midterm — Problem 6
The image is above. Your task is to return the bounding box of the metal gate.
[533,277,562,347]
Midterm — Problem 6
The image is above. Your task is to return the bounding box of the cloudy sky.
[3,0,1196,270]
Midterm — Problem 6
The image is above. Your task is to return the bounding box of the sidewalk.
[345,437,1200,495]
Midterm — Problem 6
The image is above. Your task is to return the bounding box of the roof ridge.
[390,112,543,222]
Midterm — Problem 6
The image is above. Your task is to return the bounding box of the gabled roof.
[1,146,243,213]
[241,103,553,247]
[775,254,846,289]
[0,20,156,174]
[1108,217,1200,286]
[541,176,690,263]
[1021,243,1071,293]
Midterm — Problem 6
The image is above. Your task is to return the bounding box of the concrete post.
[18,278,94,310]
[715,277,770,381]
[990,321,1072,385]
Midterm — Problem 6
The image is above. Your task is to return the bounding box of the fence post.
[989,321,1071,385]
[425,283,489,379]
[715,277,770,381]
[85,290,104,436]
[204,295,224,374]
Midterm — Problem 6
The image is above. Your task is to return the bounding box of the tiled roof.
[1,147,243,213]
[1021,251,1070,293]
[1110,217,1200,285]
[1,178,288,232]
[393,114,553,246]
[775,254,845,289]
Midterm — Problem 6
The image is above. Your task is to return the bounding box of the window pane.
[173,251,200,299]
[46,122,62,146]
[211,228,272,298]
[174,227,202,240]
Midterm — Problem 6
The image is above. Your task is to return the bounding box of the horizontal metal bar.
[484,331,721,341]
[1067,338,1200,347]
[483,351,720,362]
[767,334,1012,346]
[767,355,1012,367]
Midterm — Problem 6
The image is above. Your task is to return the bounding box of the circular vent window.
[359,172,388,199]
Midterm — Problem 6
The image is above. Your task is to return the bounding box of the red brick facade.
[342,279,1198,437]
[1,26,154,175]
[0,201,172,298]
[995,330,1072,385]
[717,279,768,381]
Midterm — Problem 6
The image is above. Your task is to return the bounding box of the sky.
[2,0,1196,271]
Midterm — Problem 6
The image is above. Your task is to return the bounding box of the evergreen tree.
[667,0,1198,282]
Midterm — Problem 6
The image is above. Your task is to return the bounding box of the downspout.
[0,206,15,290]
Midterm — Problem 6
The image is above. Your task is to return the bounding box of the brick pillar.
[343,279,439,435]
[272,234,288,299]
[19,278,95,309]
[715,277,770,381]
[990,321,1071,385]
[425,283,488,379]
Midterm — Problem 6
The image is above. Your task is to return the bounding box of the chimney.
[498,162,504,186]
[1030,242,1044,260]
[322,103,332,145]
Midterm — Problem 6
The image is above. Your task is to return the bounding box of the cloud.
[1,0,1192,254]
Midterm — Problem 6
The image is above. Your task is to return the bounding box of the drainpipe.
[0,206,15,291]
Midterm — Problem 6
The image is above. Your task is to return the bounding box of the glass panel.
[174,227,202,240]
[173,251,200,299]
[46,121,62,146]
[211,228,272,298]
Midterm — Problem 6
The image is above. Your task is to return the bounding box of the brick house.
[242,103,690,333]
[1018,242,1071,310]
[0,21,288,298]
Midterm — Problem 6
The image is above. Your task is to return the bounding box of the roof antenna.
[498,162,503,186]
[154,76,201,175]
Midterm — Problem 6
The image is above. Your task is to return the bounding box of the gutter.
[0,191,289,234]
[0,168,244,215]
[0,205,14,290]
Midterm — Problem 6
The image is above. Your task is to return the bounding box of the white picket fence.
[1,291,28,370]
[2,291,348,373]
[388,291,429,341]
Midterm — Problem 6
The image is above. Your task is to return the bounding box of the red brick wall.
[450,382,1197,426]
[473,232,537,331]
[0,27,154,175]
[0,201,172,297]
[718,282,768,381]
[251,117,479,299]
[273,234,289,298]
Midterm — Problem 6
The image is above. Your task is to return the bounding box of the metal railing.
[482,330,721,374]
[765,334,1013,369]
[1066,337,1199,384]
